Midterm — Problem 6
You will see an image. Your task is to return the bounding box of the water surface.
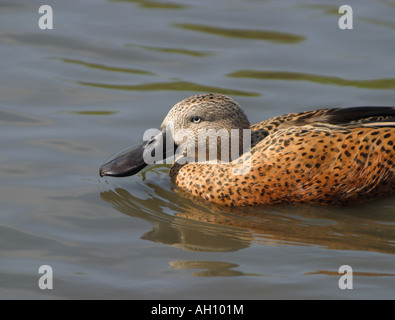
[1,0,394,299]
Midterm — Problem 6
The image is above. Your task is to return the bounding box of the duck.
[100,93,395,207]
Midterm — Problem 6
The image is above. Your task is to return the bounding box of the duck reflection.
[99,173,395,255]
[100,186,251,252]
[169,260,260,277]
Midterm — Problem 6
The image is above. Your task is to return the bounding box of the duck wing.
[322,106,395,127]
[252,106,395,145]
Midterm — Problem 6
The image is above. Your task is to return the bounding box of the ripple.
[173,23,305,44]
[306,270,395,277]
[126,44,214,57]
[75,80,260,96]
[109,0,190,9]
[228,70,395,90]
[52,58,155,75]
[29,138,103,157]
[68,111,117,116]
[0,110,50,125]
[362,17,395,30]
[294,4,339,15]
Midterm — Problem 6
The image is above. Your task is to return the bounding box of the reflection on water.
[100,166,395,255]
[306,270,395,277]
[68,110,117,116]
[228,70,395,90]
[53,58,156,75]
[109,0,190,10]
[77,80,259,96]
[173,24,305,43]
[100,187,251,252]
[126,44,214,57]
[294,4,339,15]
[170,260,260,277]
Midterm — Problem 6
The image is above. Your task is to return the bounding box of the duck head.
[99,93,251,177]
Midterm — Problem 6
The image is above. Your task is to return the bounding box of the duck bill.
[99,127,174,177]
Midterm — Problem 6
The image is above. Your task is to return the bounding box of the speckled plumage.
[100,93,395,207]
[167,94,395,206]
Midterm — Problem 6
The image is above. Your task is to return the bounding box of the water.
[1,0,395,299]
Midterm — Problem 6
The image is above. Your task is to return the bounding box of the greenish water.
[1,0,394,299]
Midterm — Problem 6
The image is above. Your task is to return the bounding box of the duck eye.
[191,116,201,123]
